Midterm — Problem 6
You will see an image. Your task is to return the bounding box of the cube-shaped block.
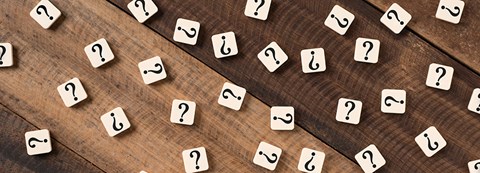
[25,129,52,155]
[468,88,480,114]
[244,0,272,20]
[381,89,406,114]
[415,126,447,157]
[426,63,454,90]
[173,18,200,45]
[30,0,62,29]
[336,98,362,125]
[170,99,196,125]
[84,38,114,68]
[468,159,480,173]
[301,48,326,73]
[257,42,288,72]
[138,56,167,84]
[270,106,294,130]
[101,107,131,137]
[380,3,412,34]
[355,144,386,173]
[354,38,380,64]
[211,32,238,58]
[127,0,158,23]
[253,142,282,171]
[57,77,88,107]
[182,147,209,173]
[297,148,325,173]
[436,0,465,24]
[218,82,246,111]
[0,43,13,67]
[324,5,355,35]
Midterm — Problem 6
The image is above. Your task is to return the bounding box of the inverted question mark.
[36,5,53,20]
[91,44,105,62]
[64,83,78,101]
[0,45,5,65]
[253,0,265,16]
[384,96,404,106]
[178,103,189,122]
[177,27,197,38]
[474,162,480,170]
[308,51,320,70]
[273,113,293,124]
[134,0,149,16]
[476,93,480,112]
[424,133,439,151]
[362,150,376,168]
[222,89,241,100]
[28,137,48,148]
[265,47,280,64]
[435,67,446,86]
[258,151,278,163]
[330,14,349,28]
[220,36,231,55]
[190,150,201,170]
[111,113,124,131]
[441,5,460,17]
[387,10,404,25]
[304,152,316,171]
[363,41,373,60]
[345,101,355,120]
[143,63,163,74]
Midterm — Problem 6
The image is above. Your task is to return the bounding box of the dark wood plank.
[0,104,103,173]
[109,0,480,172]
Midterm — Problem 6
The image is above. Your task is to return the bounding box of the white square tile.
[127,0,158,23]
[301,48,326,73]
[324,5,355,35]
[138,56,167,84]
[211,32,238,58]
[0,43,13,67]
[84,38,114,68]
[426,63,454,90]
[297,148,325,173]
[182,147,209,173]
[257,42,288,72]
[380,3,412,34]
[354,38,380,64]
[170,99,196,125]
[415,126,447,157]
[355,144,386,173]
[30,0,61,29]
[100,107,131,137]
[253,142,282,171]
[436,0,465,24]
[270,106,294,130]
[244,0,272,20]
[25,129,52,155]
[336,98,362,125]
[381,89,406,114]
[468,159,480,173]
[57,78,88,107]
[468,88,480,114]
[173,18,200,45]
[217,82,246,111]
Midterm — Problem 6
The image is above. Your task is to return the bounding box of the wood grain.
[109,0,480,172]
[0,0,360,172]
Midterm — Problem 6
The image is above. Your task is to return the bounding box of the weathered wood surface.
[109,0,480,172]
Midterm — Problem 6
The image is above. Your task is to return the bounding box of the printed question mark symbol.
[220,36,231,55]
[178,103,189,122]
[308,51,319,70]
[222,89,241,100]
[476,93,480,112]
[474,162,480,170]
[190,150,201,170]
[0,45,5,65]
[424,133,439,150]
[64,83,78,101]
[36,5,53,20]
[273,113,293,124]
[91,44,104,62]
[134,0,149,16]
[387,10,404,25]
[330,14,349,28]
[363,41,373,60]
[362,150,376,168]
[265,47,280,64]
[253,0,265,16]
[441,5,460,17]
[435,67,446,86]
[143,63,163,74]
[304,152,316,171]
[345,101,355,120]
[111,113,124,131]
[258,151,278,163]
[28,137,48,148]
[177,27,197,38]
[384,96,404,106]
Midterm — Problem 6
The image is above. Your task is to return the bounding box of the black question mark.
[134,0,149,16]
[111,113,124,131]
[64,83,78,101]
[363,41,373,60]
[345,101,355,120]
[441,5,460,17]
[190,150,201,170]
[308,51,319,70]
[384,96,404,106]
[435,67,446,86]
[387,10,404,25]
[0,45,5,65]
[143,63,163,74]
[222,89,241,100]
[330,14,349,28]
[253,0,265,16]
[304,152,316,171]
[476,93,480,112]
[424,133,439,151]
[28,137,48,148]
[273,113,293,124]
[258,151,278,163]
[177,27,197,38]
[91,44,104,62]
[362,150,376,168]
[265,47,280,65]
[36,5,53,20]
[220,36,231,55]
[178,103,189,122]
[474,162,480,170]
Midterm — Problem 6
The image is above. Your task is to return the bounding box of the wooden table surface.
[1,0,478,172]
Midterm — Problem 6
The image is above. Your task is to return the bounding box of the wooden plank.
[108,0,480,172]
[364,0,480,72]
[0,0,360,172]
[0,104,103,173]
